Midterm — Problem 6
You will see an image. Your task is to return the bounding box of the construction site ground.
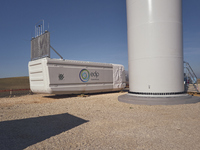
[0,92,200,150]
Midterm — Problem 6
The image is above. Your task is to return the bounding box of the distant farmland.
[0,76,30,90]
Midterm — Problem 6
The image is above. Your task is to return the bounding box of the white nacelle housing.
[28,58,126,94]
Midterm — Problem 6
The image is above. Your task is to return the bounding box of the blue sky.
[0,0,199,78]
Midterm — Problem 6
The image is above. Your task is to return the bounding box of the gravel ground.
[0,92,200,150]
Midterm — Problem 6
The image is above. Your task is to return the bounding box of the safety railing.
[184,61,199,92]
[0,89,32,98]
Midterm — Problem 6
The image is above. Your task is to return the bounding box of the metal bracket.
[50,45,64,60]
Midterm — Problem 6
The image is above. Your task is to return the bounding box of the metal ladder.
[184,61,199,92]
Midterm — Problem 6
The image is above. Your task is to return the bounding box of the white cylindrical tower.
[127,0,184,95]
[118,0,200,105]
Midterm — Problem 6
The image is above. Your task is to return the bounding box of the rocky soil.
[0,92,200,150]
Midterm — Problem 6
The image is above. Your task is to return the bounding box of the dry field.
[0,77,30,97]
[0,77,29,90]
[0,92,200,150]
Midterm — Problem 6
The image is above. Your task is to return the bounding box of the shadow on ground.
[44,90,128,99]
[0,113,88,150]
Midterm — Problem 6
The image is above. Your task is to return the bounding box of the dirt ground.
[0,92,200,150]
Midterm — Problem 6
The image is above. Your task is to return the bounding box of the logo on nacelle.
[79,69,99,82]
[79,69,90,82]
